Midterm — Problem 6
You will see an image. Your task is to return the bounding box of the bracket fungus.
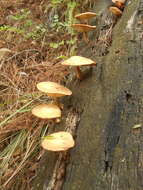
[37,81,72,107]
[75,12,97,24]
[61,56,96,80]
[71,24,96,42]
[32,104,61,119]
[41,131,75,151]
[109,6,123,16]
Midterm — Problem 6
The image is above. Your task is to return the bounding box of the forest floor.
[0,0,88,189]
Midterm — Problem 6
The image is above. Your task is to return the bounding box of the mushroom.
[37,81,72,107]
[41,131,75,151]
[71,24,96,42]
[61,56,96,80]
[112,0,126,9]
[32,104,61,119]
[75,12,97,24]
[109,6,123,16]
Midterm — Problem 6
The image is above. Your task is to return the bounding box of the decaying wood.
[45,110,80,190]
[34,0,143,190]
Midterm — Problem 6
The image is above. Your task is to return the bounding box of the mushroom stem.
[85,19,88,24]
[83,32,89,43]
[55,118,61,123]
[52,97,64,110]
[53,97,58,103]
[79,19,88,24]
[76,66,82,80]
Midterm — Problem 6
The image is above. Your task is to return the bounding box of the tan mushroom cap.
[75,12,97,20]
[109,6,122,16]
[61,56,96,66]
[32,104,61,119]
[41,131,75,151]
[112,0,125,3]
[37,81,72,97]
[71,24,96,32]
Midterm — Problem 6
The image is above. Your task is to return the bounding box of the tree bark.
[34,0,143,189]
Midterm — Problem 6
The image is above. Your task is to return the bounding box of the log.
[33,0,143,189]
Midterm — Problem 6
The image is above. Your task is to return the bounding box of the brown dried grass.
[0,0,72,189]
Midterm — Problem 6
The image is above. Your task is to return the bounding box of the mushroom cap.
[32,104,61,119]
[109,6,123,16]
[71,24,96,32]
[112,0,125,3]
[61,56,96,66]
[37,81,72,97]
[41,131,75,151]
[75,12,97,20]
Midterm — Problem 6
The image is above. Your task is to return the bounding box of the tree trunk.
[34,0,143,189]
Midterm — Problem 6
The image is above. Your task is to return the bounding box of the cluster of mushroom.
[71,12,97,42]
[71,2,125,43]
[31,4,125,152]
[109,0,126,16]
[31,55,95,151]
[32,81,75,151]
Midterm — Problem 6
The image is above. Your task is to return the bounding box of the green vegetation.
[0,1,77,44]
[0,0,83,189]
[0,9,46,40]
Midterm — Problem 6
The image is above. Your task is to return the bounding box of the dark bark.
[34,0,143,189]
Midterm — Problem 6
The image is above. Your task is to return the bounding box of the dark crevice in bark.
[124,91,132,102]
